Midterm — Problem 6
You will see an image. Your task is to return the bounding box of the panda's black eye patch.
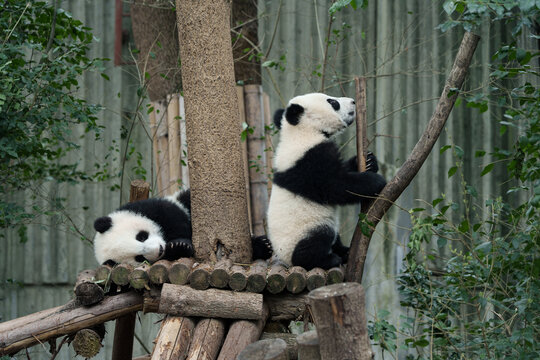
[136,230,149,242]
[327,98,340,111]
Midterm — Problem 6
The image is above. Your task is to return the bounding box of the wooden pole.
[0,292,143,356]
[152,101,170,195]
[167,94,181,194]
[355,77,368,172]
[111,180,150,360]
[186,318,226,360]
[150,316,195,360]
[345,32,481,283]
[216,303,269,360]
[244,85,269,236]
[307,283,372,360]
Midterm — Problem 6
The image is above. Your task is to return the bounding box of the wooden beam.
[0,292,143,356]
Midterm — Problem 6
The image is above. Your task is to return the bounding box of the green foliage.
[0,1,107,232]
[371,1,540,359]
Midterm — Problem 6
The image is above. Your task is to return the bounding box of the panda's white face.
[274,93,356,172]
[284,93,355,136]
[93,210,166,266]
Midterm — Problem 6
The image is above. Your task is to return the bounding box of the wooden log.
[130,179,151,202]
[143,288,161,314]
[216,303,269,360]
[306,268,326,292]
[111,263,133,286]
[326,267,344,285]
[0,292,142,356]
[169,257,195,285]
[158,284,263,320]
[210,258,232,289]
[297,330,320,360]
[95,264,112,286]
[246,259,267,293]
[129,263,150,290]
[72,328,103,359]
[74,269,104,306]
[148,260,171,285]
[167,94,181,195]
[237,339,289,360]
[265,294,307,322]
[244,85,269,237]
[261,333,297,360]
[286,266,307,294]
[307,283,372,360]
[189,262,212,290]
[186,318,225,360]
[229,264,247,291]
[266,265,287,294]
[178,96,190,188]
[150,315,195,360]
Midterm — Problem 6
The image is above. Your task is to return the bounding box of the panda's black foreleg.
[291,226,343,270]
[252,235,273,260]
[164,238,194,260]
[332,235,350,264]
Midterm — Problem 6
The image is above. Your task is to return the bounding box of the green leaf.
[440,144,452,154]
[448,166,458,178]
[481,163,494,176]
[329,0,353,14]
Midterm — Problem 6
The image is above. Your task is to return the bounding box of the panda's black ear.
[273,109,285,129]
[285,103,304,126]
[94,216,113,233]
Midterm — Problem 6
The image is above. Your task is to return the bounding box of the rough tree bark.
[176,0,252,263]
[131,0,182,102]
[346,32,481,283]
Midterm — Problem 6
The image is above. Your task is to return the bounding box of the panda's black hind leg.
[291,226,342,270]
[332,235,350,264]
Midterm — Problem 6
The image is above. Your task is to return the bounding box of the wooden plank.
[150,316,195,360]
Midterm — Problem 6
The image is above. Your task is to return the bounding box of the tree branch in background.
[346,31,481,283]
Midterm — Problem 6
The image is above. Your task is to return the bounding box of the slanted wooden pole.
[307,283,372,360]
[111,180,150,360]
[345,32,480,283]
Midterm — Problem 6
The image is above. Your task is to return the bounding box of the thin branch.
[45,0,59,53]
[345,31,481,283]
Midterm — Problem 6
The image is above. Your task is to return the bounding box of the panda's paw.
[365,151,379,173]
[252,235,273,260]
[165,238,194,259]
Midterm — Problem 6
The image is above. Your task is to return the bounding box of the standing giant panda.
[267,93,386,270]
[94,190,194,266]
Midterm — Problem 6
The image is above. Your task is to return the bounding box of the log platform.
[81,259,344,297]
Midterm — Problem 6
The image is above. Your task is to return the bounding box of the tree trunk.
[307,283,372,360]
[176,0,252,263]
[131,0,182,102]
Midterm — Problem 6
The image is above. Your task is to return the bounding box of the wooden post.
[307,283,372,360]
[167,94,181,194]
[297,330,321,360]
[150,316,195,360]
[151,101,169,195]
[244,85,269,236]
[355,77,368,173]
[216,304,269,360]
[238,85,253,234]
[186,318,225,360]
[111,180,150,360]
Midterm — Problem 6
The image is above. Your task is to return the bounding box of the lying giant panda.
[268,93,386,270]
[94,189,272,266]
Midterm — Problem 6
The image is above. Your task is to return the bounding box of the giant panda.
[94,189,273,266]
[93,190,194,266]
[267,93,386,270]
